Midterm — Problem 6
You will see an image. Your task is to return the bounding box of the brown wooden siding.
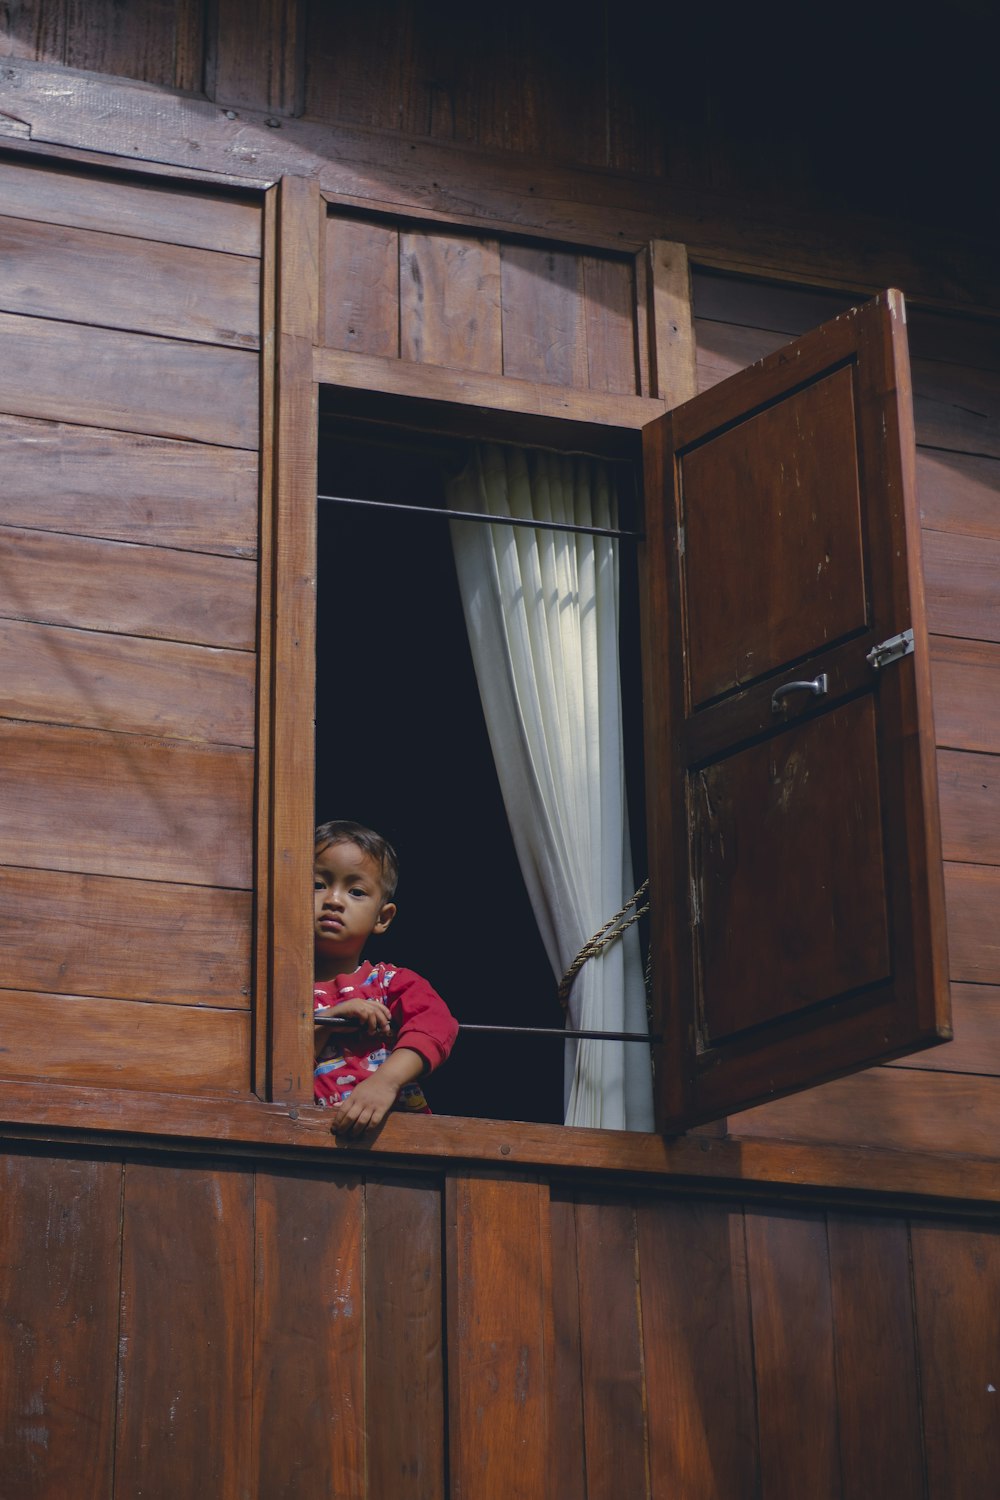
[322,210,645,396]
[0,158,262,1099]
[692,272,1000,1141]
[3,1142,999,1499]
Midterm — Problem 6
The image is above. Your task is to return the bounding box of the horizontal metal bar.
[317,492,642,540]
[459,1023,660,1042]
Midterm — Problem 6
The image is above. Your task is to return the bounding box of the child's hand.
[314,998,392,1036]
[329,1073,400,1137]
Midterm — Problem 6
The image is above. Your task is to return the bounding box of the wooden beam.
[0,59,997,316]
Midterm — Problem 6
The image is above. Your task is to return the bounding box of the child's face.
[314,840,396,975]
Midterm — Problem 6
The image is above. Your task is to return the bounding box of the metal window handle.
[771,673,828,713]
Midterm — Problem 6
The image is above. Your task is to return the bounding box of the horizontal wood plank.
[913,357,1000,457]
[0,991,250,1094]
[931,638,1000,754]
[0,311,259,448]
[0,213,260,347]
[884,985,1000,1076]
[0,413,258,555]
[0,720,253,887]
[917,450,1000,541]
[313,345,666,428]
[923,531,1000,643]
[0,526,257,650]
[0,864,251,1006]
[0,155,262,254]
[945,862,1000,985]
[7,1078,1000,1201]
[734,1068,1000,1159]
[939,749,1000,865]
[0,618,255,743]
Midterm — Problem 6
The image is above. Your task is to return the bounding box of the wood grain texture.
[918,449,1000,540]
[638,1198,757,1500]
[0,311,259,448]
[500,243,588,387]
[931,638,1000,754]
[313,345,665,430]
[0,990,251,1094]
[581,253,639,396]
[0,720,253,887]
[939,749,1000,864]
[648,240,697,406]
[323,214,400,356]
[0,213,260,347]
[253,1168,365,1498]
[547,1194,586,1500]
[911,1220,1000,1500]
[573,1199,647,1500]
[0,413,258,556]
[885,985,1000,1076]
[0,526,256,649]
[400,229,502,373]
[61,0,204,92]
[913,357,1000,457]
[826,1214,924,1500]
[116,1161,254,1497]
[923,530,1000,643]
[0,618,255,744]
[0,864,251,1006]
[0,156,261,255]
[0,1151,121,1500]
[745,1209,841,1500]
[734,1069,1000,1159]
[446,1173,551,1500]
[211,0,305,115]
[267,173,320,1105]
[366,1176,446,1500]
[945,862,1000,984]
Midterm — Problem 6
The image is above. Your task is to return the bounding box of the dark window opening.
[315,403,646,1124]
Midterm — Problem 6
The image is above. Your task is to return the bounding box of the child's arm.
[328,1047,425,1137]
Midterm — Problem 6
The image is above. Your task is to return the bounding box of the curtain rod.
[459,1024,659,1042]
[317,492,642,540]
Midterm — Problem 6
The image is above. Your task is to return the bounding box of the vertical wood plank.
[548,1195,586,1500]
[211,0,305,114]
[638,1198,758,1500]
[574,1198,648,1500]
[582,255,640,395]
[745,1209,841,1500]
[912,1219,1000,1500]
[255,180,277,1099]
[267,174,320,1105]
[366,1176,446,1500]
[648,240,696,408]
[253,1168,365,1499]
[115,1161,254,1500]
[500,243,588,388]
[446,1173,551,1500]
[322,215,400,356]
[826,1214,925,1500]
[0,1150,121,1500]
[400,231,502,373]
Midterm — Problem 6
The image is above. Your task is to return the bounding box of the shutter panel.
[642,290,951,1130]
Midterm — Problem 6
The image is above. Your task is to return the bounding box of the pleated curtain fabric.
[449,444,654,1130]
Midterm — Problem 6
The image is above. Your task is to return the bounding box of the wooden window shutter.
[641,290,952,1131]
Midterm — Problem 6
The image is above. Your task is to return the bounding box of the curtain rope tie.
[557,879,650,1009]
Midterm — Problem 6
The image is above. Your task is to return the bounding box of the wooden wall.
[692,274,1000,1147]
[0,153,262,1097]
[3,1139,999,1500]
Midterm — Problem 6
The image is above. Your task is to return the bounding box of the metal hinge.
[866,627,914,670]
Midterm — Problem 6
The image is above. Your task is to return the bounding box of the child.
[313,819,458,1137]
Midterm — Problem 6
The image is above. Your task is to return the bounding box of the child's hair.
[314,819,400,899]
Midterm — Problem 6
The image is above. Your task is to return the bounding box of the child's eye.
[314,880,324,891]
[349,886,369,898]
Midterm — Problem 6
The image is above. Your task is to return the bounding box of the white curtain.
[448,444,653,1131]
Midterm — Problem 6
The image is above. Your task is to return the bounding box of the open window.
[269,175,951,1137]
